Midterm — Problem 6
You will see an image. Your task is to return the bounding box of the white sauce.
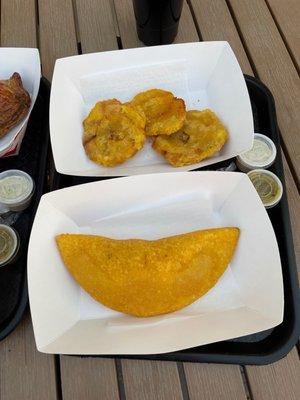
[0,175,30,201]
[242,138,272,165]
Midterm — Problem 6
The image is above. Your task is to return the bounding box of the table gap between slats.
[70,0,82,54]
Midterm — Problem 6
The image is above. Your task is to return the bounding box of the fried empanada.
[153,109,228,167]
[130,89,186,136]
[56,228,240,317]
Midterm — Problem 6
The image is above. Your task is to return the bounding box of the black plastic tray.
[51,75,299,365]
[0,78,50,341]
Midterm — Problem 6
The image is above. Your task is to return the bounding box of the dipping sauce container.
[247,169,283,209]
[237,133,277,173]
[0,224,20,267]
[0,170,34,212]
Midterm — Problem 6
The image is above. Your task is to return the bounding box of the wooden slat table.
[0,1,299,399]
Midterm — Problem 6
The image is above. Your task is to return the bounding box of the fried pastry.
[83,99,146,167]
[130,89,186,136]
[0,72,31,139]
[56,228,240,317]
[153,109,228,167]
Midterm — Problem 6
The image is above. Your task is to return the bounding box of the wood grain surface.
[122,360,183,400]
[0,0,37,47]
[282,153,300,278]
[189,0,253,75]
[38,0,78,79]
[184,363,248,400]
[266,0,300,71]
[60,357,120,400]
[228,0,300,184]
[173,0,199,44]
[0,313,58,400]
[113,0,143,48]
[247,347,300,400]
[75,0,118,53]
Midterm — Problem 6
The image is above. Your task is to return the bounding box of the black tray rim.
[0,77,50,342]
[51,75,300,364]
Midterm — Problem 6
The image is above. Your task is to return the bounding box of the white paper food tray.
[28,171,283,354]
[50,42,254,176]
[0,48,41,156]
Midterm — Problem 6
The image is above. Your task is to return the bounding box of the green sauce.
[0,227,15,264]
[248,171,281,206]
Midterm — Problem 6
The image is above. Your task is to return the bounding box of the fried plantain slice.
[153,109,228,167]
[130,89,186,136]
[83,99,146,167]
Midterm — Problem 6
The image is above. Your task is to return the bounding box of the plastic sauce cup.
[237,133,277,173]
[247,169,283,209]
[0,170,34,212]
[0,224,20,267]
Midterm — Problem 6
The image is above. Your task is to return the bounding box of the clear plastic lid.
[237,134,276,169]
[0,224,19,266]
[247,169,283,208]
[0,170,34,205]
